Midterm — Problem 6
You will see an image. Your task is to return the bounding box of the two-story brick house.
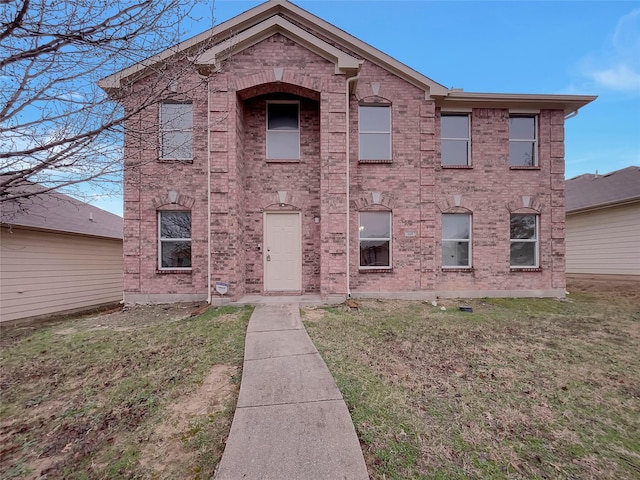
[100,0,595,304]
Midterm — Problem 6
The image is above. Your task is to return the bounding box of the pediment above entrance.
[194,15,362,76]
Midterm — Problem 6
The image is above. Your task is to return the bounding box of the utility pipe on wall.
[345,73,359,298]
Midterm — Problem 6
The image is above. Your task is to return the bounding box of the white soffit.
[195,15,362,74]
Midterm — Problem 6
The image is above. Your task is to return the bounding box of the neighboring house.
[0,184,123,323]
[565,166,640,281]
[99,0,595,304]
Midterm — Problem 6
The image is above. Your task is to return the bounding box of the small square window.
[160,103,193,160]
[442,214,471,267]
[510,214,539,267]
[359,211,391,268]
[159,211,192,269]
[359,105,391,161]
[267,102,300,160]
[509,116,537,166]
[441,114,470,166]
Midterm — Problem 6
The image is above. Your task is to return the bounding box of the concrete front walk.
[214,304,369,480]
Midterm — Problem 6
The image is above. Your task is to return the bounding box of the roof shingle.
[566,166,640,213]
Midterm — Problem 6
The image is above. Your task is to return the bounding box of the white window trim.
[442,213,472,268]
[509,115,538,167]
[358,105,392,161]
[158,211,192,271]
[159,102,193,161]
[266,100,300,160]
[510,214,539,268]
[359,211,392,269]
[441,114,471,166]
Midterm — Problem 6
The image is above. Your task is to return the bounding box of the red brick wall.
[121,33,567,301]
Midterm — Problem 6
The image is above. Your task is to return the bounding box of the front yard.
[303,287,639,479]
[1,285,638,480]
[0,304,252,479]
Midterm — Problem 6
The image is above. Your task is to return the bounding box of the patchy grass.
[0,304,252,479]
[304,291,640,480]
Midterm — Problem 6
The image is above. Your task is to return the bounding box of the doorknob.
[266,254,271,261]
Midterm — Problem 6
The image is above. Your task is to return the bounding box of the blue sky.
[95,0,640,216]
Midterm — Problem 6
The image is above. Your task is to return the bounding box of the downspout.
[564,108,580,120]
[345,73,360,298]
[207,75,212,304]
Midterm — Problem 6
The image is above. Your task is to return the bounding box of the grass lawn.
[0,304,252,480]
[304,289,640,479]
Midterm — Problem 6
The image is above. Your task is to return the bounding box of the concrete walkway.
[214,304,369,480]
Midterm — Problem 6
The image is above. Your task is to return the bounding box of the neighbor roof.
[566,166,640,213]
[0,184,123,239]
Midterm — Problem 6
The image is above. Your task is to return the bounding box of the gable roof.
[0,184,123,239]
[99,0,595,115]
[566,166,640,213]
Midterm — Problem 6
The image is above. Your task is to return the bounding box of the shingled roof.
[566,166,640,213]
[1,183,123,239]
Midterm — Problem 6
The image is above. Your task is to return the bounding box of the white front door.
[264,212,302,292]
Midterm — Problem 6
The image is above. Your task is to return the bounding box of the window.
[359,105,391,161]
[442,214,471,267]
[267,102,299,160]
[159,211,192,269]
[510,214,538,267]
[359,211,392,268]
[160,103,192,160]
[509,116,537,166]
[441,114,470,165]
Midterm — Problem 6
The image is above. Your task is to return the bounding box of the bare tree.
[0,0,213,205]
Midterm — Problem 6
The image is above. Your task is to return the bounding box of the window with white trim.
[267,101,300,160]
[509,115,537,166]
[510,214,538,267]
[159,211,192,269]
[442,213,471,267]
[359,211,391,268]
[160,103,192,160]
[359,105,391,161]
[441,114,470,165]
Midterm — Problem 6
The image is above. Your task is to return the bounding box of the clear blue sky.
[95,0,640,216]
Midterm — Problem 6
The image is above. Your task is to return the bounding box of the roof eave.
[434,92,597,116]
[566,196,640,214]
[99,0,449,97]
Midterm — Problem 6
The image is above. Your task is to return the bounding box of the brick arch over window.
[235,70,321,101]
[152,191,195,210]
[352,191,395,211]
[437,194,475,213]
[506,195,544,213]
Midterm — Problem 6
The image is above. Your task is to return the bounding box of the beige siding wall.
[0,227,123,323]
[566,202,640,275]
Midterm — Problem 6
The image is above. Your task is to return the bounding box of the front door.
[264,212,302,292]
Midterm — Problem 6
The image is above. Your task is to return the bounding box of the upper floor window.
[359,211,392,268]
[441,114,470,166]
[509,116,537,166]
[159,211,192,270]
[160,103,192,160]
[510,214,538,267]
[267,101,300,160]
[442,213,471,267]
[359,105,391,161]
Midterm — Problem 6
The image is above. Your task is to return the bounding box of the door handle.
[266,254,271,261]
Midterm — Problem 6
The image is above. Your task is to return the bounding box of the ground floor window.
[442,213,471,267]
[158,211,192,269]
[359,211,391,268]
[510,214,538,267]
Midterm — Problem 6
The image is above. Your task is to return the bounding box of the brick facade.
[108,1,593,303]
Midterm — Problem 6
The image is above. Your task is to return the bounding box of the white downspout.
[207,76,212,304]
[345,73,359,298]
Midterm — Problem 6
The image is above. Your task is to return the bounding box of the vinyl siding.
[566,202,640,275]
[0,227,123,322]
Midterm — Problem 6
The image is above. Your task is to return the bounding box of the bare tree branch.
[0,0,215,204]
